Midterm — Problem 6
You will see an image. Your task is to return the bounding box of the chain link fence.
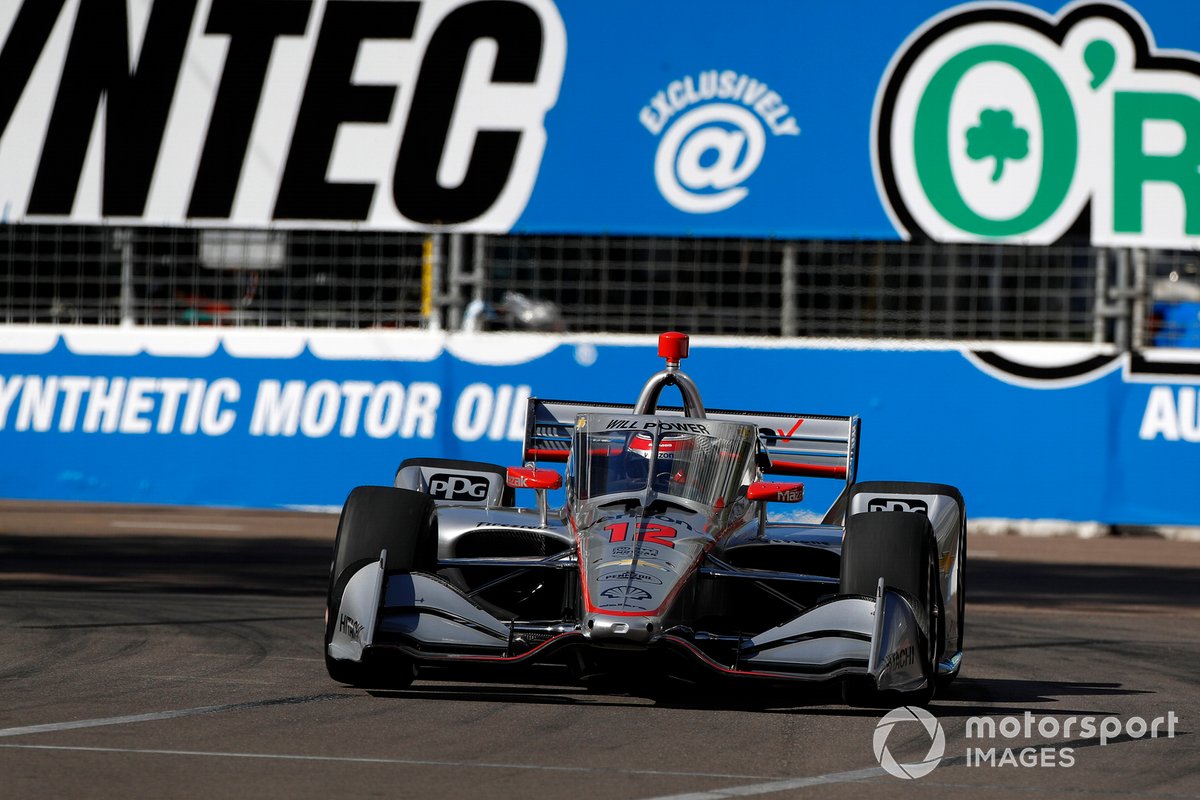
[0,226,427,328]
[1,223,1192,346]
[477,236,1100,340]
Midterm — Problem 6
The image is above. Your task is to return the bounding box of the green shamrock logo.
[966,108,1029,181]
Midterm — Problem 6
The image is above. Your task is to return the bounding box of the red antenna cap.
[658,331,689,361]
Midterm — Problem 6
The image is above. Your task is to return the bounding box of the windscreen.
[570,415,758,510]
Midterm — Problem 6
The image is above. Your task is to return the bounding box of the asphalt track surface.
[1,501,1197,800]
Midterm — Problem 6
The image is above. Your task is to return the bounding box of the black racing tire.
[325,650,417,690]
[394,457,515,506]
[324,485,436,688]
[840,511,938,708]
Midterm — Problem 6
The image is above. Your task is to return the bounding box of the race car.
[324,332,966,706]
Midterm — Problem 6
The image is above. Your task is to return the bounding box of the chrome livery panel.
[327,554,385,663]
[432,505,572,560]
[868,581,929,692]
[579,507,712,619]
[381,572,511,648]
[740,596,874,673]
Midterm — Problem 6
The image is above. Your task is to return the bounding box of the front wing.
[328,554,928,692]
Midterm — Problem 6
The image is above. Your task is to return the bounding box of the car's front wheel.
[839,510,939,708]
[324,486,436,688]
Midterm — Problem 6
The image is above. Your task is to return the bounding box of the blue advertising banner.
[1,329,1198,525]
[5,1,1200,244]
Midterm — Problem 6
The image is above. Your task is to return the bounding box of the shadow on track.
[6,533,1197,607]
[350,669,1151,719]
[0,534,330,595]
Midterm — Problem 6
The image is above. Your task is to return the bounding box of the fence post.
[1093,248,1108,345]
[1113,248,1131,350]
[780,241,797,337]
[471,233,486,305]
[446,233,464,330]
[1132,248,1148,350]
[114,228,135,327]
[457,233,490,332]
[421,233,442,330]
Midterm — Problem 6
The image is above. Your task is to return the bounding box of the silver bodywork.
[327,345,965,695]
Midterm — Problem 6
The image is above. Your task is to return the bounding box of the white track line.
[639,765,886,799]
[0,694,338,738]
[0,744,771,781]
[109,521,244,532]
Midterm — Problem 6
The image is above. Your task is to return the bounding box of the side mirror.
[506,466,563,491]
[747,481,804,503]
[507,467,562,528]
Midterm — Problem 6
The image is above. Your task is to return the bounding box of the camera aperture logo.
[873,706,946,779]
[639,71,800,214]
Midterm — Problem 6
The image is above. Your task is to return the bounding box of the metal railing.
[1,223,1192,347]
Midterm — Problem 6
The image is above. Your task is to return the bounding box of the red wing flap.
[524,446,570,462]
[768,461,848,480]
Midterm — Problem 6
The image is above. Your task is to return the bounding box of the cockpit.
[568,414,759,512]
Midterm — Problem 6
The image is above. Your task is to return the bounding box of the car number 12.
[603,521,678,549]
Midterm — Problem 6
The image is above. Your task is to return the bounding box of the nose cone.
[578,509,707,645]
[585,613,660,644]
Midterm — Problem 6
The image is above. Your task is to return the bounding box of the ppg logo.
[868,498,929,514]
[428,473,490,502]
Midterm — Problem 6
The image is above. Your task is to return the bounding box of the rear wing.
[522,398,859,484]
